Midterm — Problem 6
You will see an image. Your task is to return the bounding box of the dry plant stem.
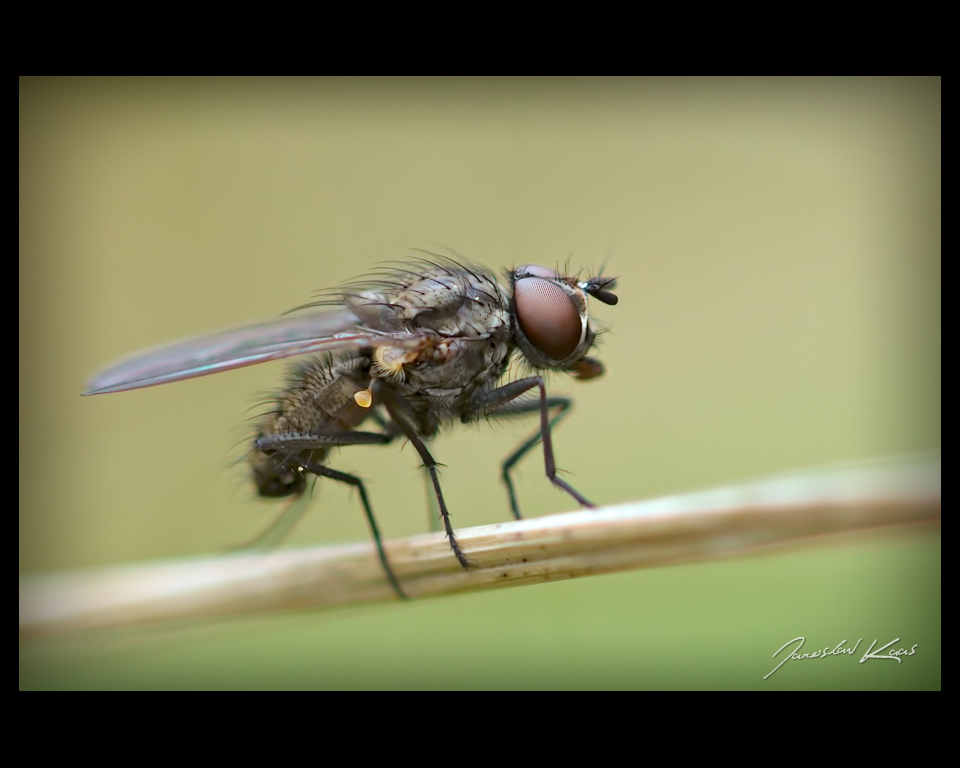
[20,454,940,637]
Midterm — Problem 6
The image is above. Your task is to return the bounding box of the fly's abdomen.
[250,353,373,498]
[251,449,308,498]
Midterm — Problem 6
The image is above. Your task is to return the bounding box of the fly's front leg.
[255,430,407,599]
[369,380,470,570]
[490,396,572,519]
[472,378,592,518]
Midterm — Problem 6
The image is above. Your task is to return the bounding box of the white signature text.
[764,636,917,679]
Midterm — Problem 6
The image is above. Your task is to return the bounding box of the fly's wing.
[85,307,409,395]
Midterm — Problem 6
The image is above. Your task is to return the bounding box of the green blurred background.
[19,77,940,689]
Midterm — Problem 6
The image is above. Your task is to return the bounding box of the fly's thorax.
[343,262,512,339]
[339,260,515,414]
[373,326,510,382]
[388,332,512,429]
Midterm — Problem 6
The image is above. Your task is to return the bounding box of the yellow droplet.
[354,387,373,408]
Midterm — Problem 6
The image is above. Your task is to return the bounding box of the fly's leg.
[423,472,441,533]
[490,396,572,519]
[256,430,407,599]
[471,378,592,517]
[297,458,406,599]
[370,380,470,569]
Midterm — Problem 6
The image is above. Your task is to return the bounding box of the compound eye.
[514,270,582,360]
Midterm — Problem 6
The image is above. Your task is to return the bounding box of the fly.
[85,254,618,598]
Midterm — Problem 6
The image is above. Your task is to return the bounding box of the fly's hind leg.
[255,430,407,599]
[471,378,592,519]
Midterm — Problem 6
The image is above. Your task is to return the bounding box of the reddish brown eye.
[514,275,581,360]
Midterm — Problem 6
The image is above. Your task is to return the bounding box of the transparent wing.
[85,307,408,395]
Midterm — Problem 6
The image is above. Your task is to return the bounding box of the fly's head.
[509,265,618,380]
